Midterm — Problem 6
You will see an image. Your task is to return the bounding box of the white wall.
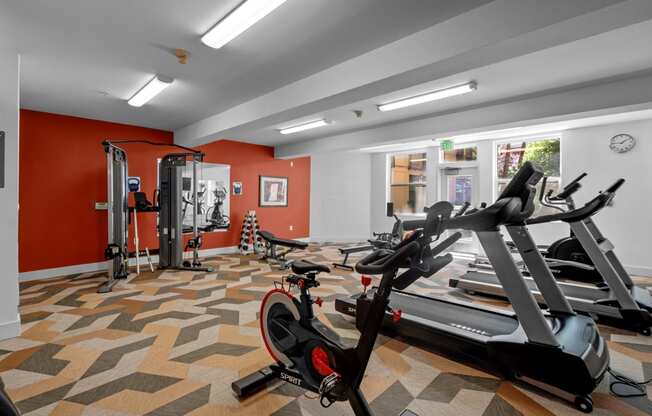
[310,152,372,242]
[559,120,652,275]
[364,119,652,275]
[0,53,21,340]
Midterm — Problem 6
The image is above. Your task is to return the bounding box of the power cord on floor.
[608,368,652,398]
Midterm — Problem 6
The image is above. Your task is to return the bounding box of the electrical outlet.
[289,225,294,231]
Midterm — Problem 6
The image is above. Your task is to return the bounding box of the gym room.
[1,1,652,415]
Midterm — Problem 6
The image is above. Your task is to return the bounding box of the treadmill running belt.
[460,271,608,302]
[387,291,519,336]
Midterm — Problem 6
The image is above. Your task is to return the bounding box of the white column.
[0,52,21,340]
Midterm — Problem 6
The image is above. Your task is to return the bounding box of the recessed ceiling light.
[279,119,330,135]
[377,82,477,112]
[202,0,288,49]
[128,75,174,107]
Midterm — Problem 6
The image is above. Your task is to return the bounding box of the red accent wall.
[196,139,310,250]
[19,110,310,273]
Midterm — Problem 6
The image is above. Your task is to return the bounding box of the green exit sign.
[440,139,454,151]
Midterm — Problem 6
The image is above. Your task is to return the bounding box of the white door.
[439,167,479,253]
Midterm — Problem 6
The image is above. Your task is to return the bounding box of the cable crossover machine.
[100,140,213,293]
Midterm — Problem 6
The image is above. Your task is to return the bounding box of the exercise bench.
[257,230,308,268]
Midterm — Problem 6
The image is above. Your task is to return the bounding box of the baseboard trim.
[626,265,652,277]
[19,261,108,282]
[0,313,21,341]
[19,245,240,282]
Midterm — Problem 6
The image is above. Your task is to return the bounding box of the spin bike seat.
[291,260,330,275]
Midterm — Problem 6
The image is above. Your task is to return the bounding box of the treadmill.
[450,179,652,335]
[336,162,608,413]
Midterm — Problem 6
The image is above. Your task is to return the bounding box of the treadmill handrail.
[551,182,581,201]
[527,179,623,225]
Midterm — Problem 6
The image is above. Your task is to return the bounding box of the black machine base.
[233,366,420,416]
[335,292,604,414]
[232,367,277,398]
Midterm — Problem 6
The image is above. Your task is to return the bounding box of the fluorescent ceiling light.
[279,119,330,135]
[410,158,427,162]
[202,0,288,49]
[377,81,477,112]
[360,140,434,153]
[128,75,174,107]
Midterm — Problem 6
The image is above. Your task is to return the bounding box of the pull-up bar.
[102,139,205,159]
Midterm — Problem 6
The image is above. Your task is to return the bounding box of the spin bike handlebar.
[355,239,421,275]
[528,178,625,225]
[402,219,426,231]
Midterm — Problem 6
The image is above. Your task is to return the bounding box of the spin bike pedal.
[319,373,341,408]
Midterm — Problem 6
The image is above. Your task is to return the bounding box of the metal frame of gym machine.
[158,151,213,272]
[102,141,130,293]
[451,178,652,334]
[101,140,213,294]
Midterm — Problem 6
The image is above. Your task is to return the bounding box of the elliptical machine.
[536,173,601,283]
[232,209,456,416]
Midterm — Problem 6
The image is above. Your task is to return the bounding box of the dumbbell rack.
[238,211,264,254]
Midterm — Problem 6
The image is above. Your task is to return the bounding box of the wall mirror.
[182,162,231,233]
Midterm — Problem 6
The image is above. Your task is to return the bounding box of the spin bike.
[232,210,456,416]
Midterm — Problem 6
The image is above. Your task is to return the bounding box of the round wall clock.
[609,133,636,153]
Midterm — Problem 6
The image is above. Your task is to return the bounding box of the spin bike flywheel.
[259,289,343,394]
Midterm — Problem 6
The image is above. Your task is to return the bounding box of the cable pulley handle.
[355,241,421,275]
[604,178,625,194]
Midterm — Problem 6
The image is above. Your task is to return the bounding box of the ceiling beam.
[274,71,652,158]
[175,0,649,146]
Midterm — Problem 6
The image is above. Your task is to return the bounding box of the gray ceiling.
[260,19,652,145]
[0,0,491,131]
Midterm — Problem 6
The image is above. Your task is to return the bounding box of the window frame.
[386,150,429,217]
[492,134,563,213]
[438,143,479,167]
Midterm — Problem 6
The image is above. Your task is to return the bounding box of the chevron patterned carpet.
[1,244,651,415]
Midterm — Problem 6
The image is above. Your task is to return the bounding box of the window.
[389,152,427,214]
[496,137,560,214]
[447,175,473,207]
[441,146,477,162]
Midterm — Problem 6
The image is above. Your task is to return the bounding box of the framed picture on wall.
[233,181,243,195]
[259,176,288,207]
